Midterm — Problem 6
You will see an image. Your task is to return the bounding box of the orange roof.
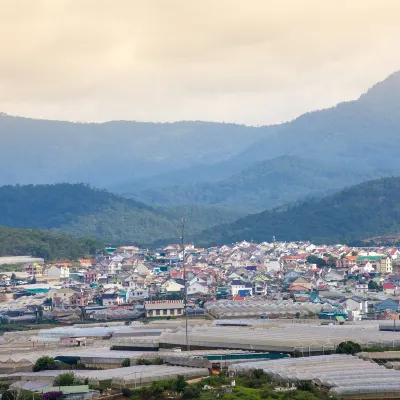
[79,259,92,264]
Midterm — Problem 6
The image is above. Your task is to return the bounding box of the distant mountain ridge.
[195,177,400,246]
[133,155,379,212]
[0,117,268,187]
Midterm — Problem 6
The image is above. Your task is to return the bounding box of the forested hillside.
[195,177,400,246]
[136,155,377,212]
[0,226,101,261]
[0,184,242,245]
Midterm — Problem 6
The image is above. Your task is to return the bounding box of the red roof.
[383,283,395,289]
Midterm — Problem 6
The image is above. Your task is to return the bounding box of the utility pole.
[181,217,189,351]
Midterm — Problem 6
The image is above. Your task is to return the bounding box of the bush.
[252,369,266,379]
[297,380,314,392]
[54,372,76,386]
[182,386,201,399]
[33,356,57,372]
[336,341,362,355]
[43,391,63,400]
[121,388,133,397]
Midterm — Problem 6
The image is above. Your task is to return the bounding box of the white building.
[47,265,70,279]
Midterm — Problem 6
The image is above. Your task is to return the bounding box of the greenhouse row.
[205,299,334,319]
[157,323,400,353]
[228,354,400,397]
[0,365,209,389]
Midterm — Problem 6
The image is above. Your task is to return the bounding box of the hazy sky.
[1,0,400,125]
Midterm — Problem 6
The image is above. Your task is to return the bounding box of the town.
[1,240,399,323]
[1,240,400,398]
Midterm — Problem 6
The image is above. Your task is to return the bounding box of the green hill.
[195,177,400,246]
[135,155,377,212]
[0,184,242,245]
[0,226,101,261]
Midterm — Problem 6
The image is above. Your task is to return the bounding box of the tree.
[306,255,327,267]
[368,280,380,291]
[295,312,301,319]
[336,341,361,355]
[33,356,57,372]
[54,373,76,387]
[10,273,16,284]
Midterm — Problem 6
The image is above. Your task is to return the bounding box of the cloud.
[0,0,400,124]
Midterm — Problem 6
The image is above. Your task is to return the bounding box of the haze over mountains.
[1,71,400,245]
[196,177,400,246]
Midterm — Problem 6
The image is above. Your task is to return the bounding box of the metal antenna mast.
[181,217,189,351]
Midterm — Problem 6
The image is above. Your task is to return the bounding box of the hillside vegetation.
[195,177,400,246]
[0,184,242,245]
[0,226,101,261]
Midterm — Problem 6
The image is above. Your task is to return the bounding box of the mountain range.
[2,72,400,247]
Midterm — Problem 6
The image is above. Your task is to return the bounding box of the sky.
[1,0,400,125]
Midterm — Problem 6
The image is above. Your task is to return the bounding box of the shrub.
[43,391,63,400]
[33,356,57,372]
[336,341,362,355]
[252,369,266,379]
[121,388,132,397]
[54,372,76,386]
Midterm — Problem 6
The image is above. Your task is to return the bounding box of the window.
[170,309,175,315]
[163,310,167,315]
[156,310,160,315]
[177,309,183,314]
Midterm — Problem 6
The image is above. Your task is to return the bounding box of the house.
[25,263,44,277]
[71,292,88,307]
[102,293,125,307]
[379,256,393,274]
[51,288,77,307]
[383,283,395,295]
[341,296,368,313]
[126,288,149,302]
[375,298,399,313]
[355,281,368,293]
[291,277,312,290]
[83,270,99,283]
[47,265,70,279]
[162,280,185,293]
[264,259,280,272]
[187,281,208,295]
[230,280,246,296]
[145,300,184,317]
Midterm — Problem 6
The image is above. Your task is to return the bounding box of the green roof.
[357,256,381,261]
[335,316,346,322]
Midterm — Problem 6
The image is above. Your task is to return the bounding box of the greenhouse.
[157,323,400,353]
[228,354,400,397]
[0,365,209,389]
[204,299,333,319]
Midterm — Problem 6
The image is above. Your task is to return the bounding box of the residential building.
[145,300,185,317]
